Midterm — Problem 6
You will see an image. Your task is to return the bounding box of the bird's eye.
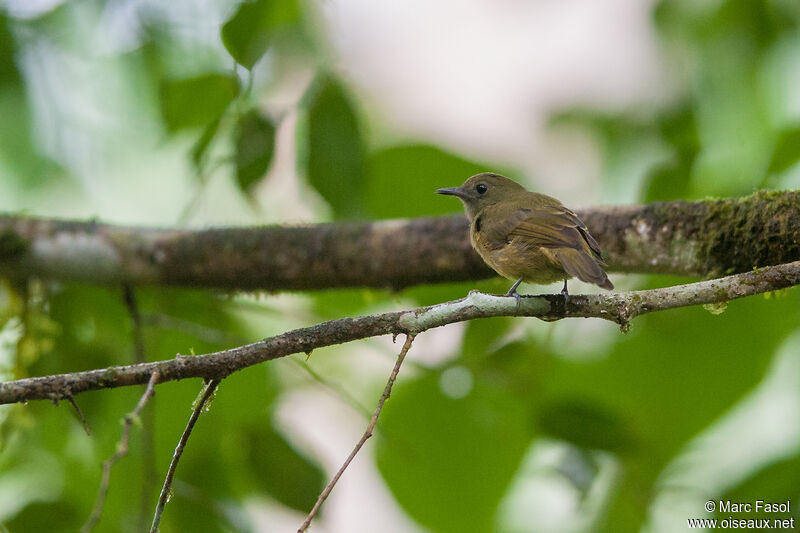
[476,184,488,194]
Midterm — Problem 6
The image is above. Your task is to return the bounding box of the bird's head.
[436,172,526,219]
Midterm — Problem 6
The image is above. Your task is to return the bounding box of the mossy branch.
[1,260,798,405]
[0,190,798,291]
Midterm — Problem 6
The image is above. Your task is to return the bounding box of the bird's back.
[470,192,613,289]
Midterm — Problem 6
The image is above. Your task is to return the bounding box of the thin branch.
[150,378,221,533]
[1,260,800,405]
[0,190,797,290]
[298,334,416,533]
[81,372,159,533]
[122,286,158,532]
[66,395,91,435]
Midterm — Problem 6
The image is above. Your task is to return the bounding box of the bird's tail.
[554,248,614,290]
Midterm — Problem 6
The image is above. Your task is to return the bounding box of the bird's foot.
[560,280,570,307]
[505,278,524,314]
[506,289,522,314]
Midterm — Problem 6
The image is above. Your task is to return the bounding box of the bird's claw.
[506,288,522,314]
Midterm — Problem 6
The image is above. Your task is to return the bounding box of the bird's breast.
[470,224,566,284]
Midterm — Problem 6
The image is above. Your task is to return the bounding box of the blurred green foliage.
[0,0,799,532]
[160,74,240,132]
[377,373,530,533]
[234,110,276,192]
[304,75,367,218]
[769,128,800,175]
[0,14,20,84]
[365,144,510,219]
[221,0,301,70]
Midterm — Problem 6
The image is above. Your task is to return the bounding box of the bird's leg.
[561,279,569,306]
[505,277,523,313]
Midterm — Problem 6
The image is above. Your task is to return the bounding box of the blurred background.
[0,0,799,531]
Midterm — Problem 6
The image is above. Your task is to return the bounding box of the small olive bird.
[436,173,613,299]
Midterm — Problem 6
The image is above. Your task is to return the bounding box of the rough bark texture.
[1,190,798,290]
[586,190,800,277]
[2,260,798,405]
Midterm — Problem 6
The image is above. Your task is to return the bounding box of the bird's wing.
[481,203,606,264]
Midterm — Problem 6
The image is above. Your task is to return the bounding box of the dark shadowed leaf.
[6,502,81,532]
[305,76,365,218]
[643,159,693,202]
[538,399,635,452]
[0,14,20,84]
[191,116,223,170]
[221,0,300,70]
[242,422,324,511]
[720,454,800,522]
[659,105,699,157]
[160,74,239,132]
[234,110,276,192]
[767,128,800,174]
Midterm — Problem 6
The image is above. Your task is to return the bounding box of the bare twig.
[81,372,159,533]
[66,395,91,435]
[122,286,157,531]
[150,378,221,533]
[2,260,798,405]
[298,334,416,533]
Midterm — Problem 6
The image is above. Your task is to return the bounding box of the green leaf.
[399,278,508,308]
[643,158,693,202]
[545,282,800,531]
[234,110,276,192]
[0,14,20,85]
[311,288,391,320]
[538,399,635,452]
[721,454,800,521]
[241,422,324,511]
[305,76,366,218]
[460,317,514,360]
[366,145,507,219]
[0,87,68,190]
[6,502,80,532]
[171,359,321,512]
[658,105,699,158]
[191,116,223,170]
[376,373,530,533]
[768,127,800,174]
[221,0,300,70]
[159,74,239,132]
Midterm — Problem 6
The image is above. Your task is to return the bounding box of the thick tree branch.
[1,260,798,405]
[1,190,798,290]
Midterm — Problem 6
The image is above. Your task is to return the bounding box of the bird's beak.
[435,186,469,200]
